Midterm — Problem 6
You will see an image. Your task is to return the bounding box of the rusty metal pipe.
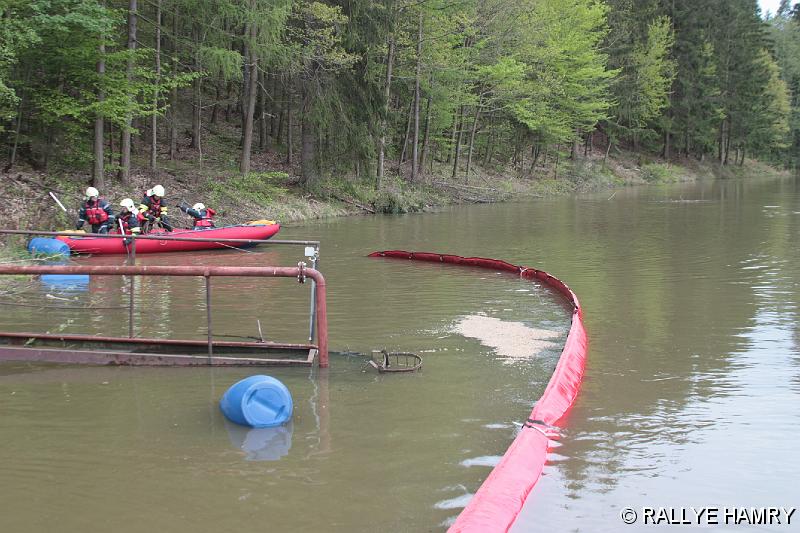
[128,276,134,338]
[0,264,314,277]
[313,275,328,367]
[205,275,213,360]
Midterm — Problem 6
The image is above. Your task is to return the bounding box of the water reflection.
[224,419,293,461]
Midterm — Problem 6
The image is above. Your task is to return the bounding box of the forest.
[0,0,798,197]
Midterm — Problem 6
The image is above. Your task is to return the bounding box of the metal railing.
[0,264,328,367]
[1,227,322,344]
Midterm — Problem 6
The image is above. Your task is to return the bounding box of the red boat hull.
[56,223,281,255]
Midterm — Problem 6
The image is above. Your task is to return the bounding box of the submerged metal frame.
[0,264,328,367]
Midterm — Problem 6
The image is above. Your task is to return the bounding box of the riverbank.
[0,142,790,238]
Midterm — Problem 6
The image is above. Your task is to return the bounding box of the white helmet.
[192,203,205,211]
[85,187,99,198]
[120,198,136,212]
[151,184,165,197]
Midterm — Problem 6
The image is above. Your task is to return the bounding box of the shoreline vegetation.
[0,142,789,238]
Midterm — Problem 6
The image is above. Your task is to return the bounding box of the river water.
[1,175,798,532]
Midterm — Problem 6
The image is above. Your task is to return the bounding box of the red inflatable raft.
[56,222,281,255]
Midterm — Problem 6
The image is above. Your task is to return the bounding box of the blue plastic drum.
[27,237,70,257]
[220,375,293,428]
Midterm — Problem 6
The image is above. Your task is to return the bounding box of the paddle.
[118,218,130,254]
[49,191,68,213]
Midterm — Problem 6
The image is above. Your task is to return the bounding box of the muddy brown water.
[1,175,799,532]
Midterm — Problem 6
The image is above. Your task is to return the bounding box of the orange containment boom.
[368,251,587,533]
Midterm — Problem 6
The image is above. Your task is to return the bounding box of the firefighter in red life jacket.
[117,199,144,234]
[76,186,113,234]
[178,202,216,229]
[116,198,144,247]
[139,184,173,232]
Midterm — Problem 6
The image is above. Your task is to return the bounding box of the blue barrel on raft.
[220,375,293,428]
[28,237,70,257]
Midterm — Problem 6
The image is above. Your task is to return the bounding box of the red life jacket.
[146,195,163,217]
[194,208,216,228]
[85,199,109,225]
[118,211,142,234]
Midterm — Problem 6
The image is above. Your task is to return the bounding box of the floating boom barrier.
[368,251,587,533]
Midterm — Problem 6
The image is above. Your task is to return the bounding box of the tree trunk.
[554,145,559,179]
[483,131,494,167]
[270,75,279,138]
[377,35,394,188]
[684,125,689,158]
[451,105,465,179]
[258,70,267,150]
[723,127,731,166]
[482,115,493,166]
[512,138,519,168]
[239,14,258,176]
[277,90,285,146]
[286,79,293,165]
[571,130,579,160]
[191,24,202,150]
[419,84,433,177]
[210,83,220,125]
[108,121,114,166]
[7,93,24,172]
[240,28,249,142]
[93,44,105,187]
[120,0,137,184]
[169,5,178,160]
[530,144,540,174]
[7,67,31,171]
[225,81,233,122]
[300,87,315,188]
[150,0,161,171]
[464,104,481,182]
[446,111,457,164]
[411,9,423,182]
[398,98,413,170]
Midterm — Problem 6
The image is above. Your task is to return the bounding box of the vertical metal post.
[130,233,136,260]
[313,272,328,367]
[308,247,318,342]
[205,275,213,360]
[128,276,135,338]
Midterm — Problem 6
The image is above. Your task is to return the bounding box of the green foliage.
[207,172,290,207]
[0,0,793,185]
[640,163,677,183]
[504,0,616,144]
[198,46,243,81]
[768,8,800,168]
[607,12,675,143]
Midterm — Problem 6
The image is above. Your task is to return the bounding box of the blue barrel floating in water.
[28,237,70,257]
[220,375,293,428]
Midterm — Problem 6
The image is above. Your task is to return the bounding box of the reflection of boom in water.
[224,419,293,461]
